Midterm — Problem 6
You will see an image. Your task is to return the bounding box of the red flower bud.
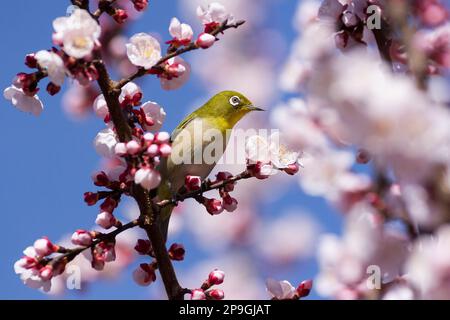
[168,243,185,261]
[83,192,99,206]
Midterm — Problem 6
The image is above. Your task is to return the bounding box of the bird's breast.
[167,117,230,192]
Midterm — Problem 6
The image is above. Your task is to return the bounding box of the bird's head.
[198,90,263,128]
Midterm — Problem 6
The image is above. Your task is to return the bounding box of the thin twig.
[157,171,252,208]
[41,219,139,266]
[116,20,246,89]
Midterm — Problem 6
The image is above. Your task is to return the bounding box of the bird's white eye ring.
[229,96,240,107]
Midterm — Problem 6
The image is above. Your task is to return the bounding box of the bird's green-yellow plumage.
[157,90,262,241]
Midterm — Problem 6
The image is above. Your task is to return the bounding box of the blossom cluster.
[275,0,450,300]
[9,1,311,300]
[189,269,226,300]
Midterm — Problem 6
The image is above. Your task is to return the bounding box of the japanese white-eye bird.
[157,90,263,240]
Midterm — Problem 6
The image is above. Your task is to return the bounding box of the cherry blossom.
[134,167,161,190]
[126,33,162,69]
[190,289,206,300]
[196,33,216,49]
[119,82,142,104]
[71,230,94,246]
[93,128,119,158]
[34,237,57,257]
[405,225,450,299]
[93,94,109,119]
[141,101,166,131]
[168,17,193,46]
[208,269,225,285]
[245,133,301,176]
[133,263,156,286]
[265,278,297,300]
[197,2,233,32]
[35,50,66,86]
[4,85,43,116]
[160,56,191,90]
[95,211,117,229]
[52,8,101,58]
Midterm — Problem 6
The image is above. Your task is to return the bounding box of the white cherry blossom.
[53,9,101,58]
[35,50,66,86]
[126,33,162,69]
[4,85,43,116]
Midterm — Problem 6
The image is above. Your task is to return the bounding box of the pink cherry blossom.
[168,17,193,46]
[95,211,116,229]
[133,263,156,286]
[196,33,216,49]
[190,289,206,300]
[265,278,297,300]
[33,237,57,257]
[160,56,191,90]
[71,230,93,246]
[185,175,202,192]
[134,167,161,190]
[141,101,166,131]
[208,269,225,285]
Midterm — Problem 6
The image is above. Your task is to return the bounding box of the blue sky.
[0,0,343,299]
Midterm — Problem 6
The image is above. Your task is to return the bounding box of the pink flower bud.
[297,279,313,298]
[196,33,216,49]
[222,195,238,212]
[155,131,170,144]
[97,242,116,262]
[147,144,159,157]
[114,142,127,156]
[133,263,156,286]
[91,255,105,271]
[159,143,172,157]
[204,198,223,215]
[168,243,185,261]
[247,162,272,179]
[113,9,128,24]
[126,140,141,155]
[185,175,202,192]
[71,230,93,246]
[208,289,225,300]
[100,197,118,213]
[95,211,116,229]
[190,289,206,300]
[39,266,53,281]
[143,132,154,142]
[132,0,148,11]
[134,239,152,255]
[33,237,57,257]
[284,163,300,175]
[83,192,99,206]
[208,269,225,285]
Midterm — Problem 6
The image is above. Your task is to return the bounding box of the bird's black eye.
[229,96,241,107]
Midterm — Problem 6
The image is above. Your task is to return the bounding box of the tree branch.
[41,219,139,267]
[94,58,184,300]
[116,19,246,89]
[157,170,252,208]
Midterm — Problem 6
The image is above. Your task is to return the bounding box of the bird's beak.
[247,105,265,111]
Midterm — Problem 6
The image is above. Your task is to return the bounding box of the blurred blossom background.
[2,0,450,299]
